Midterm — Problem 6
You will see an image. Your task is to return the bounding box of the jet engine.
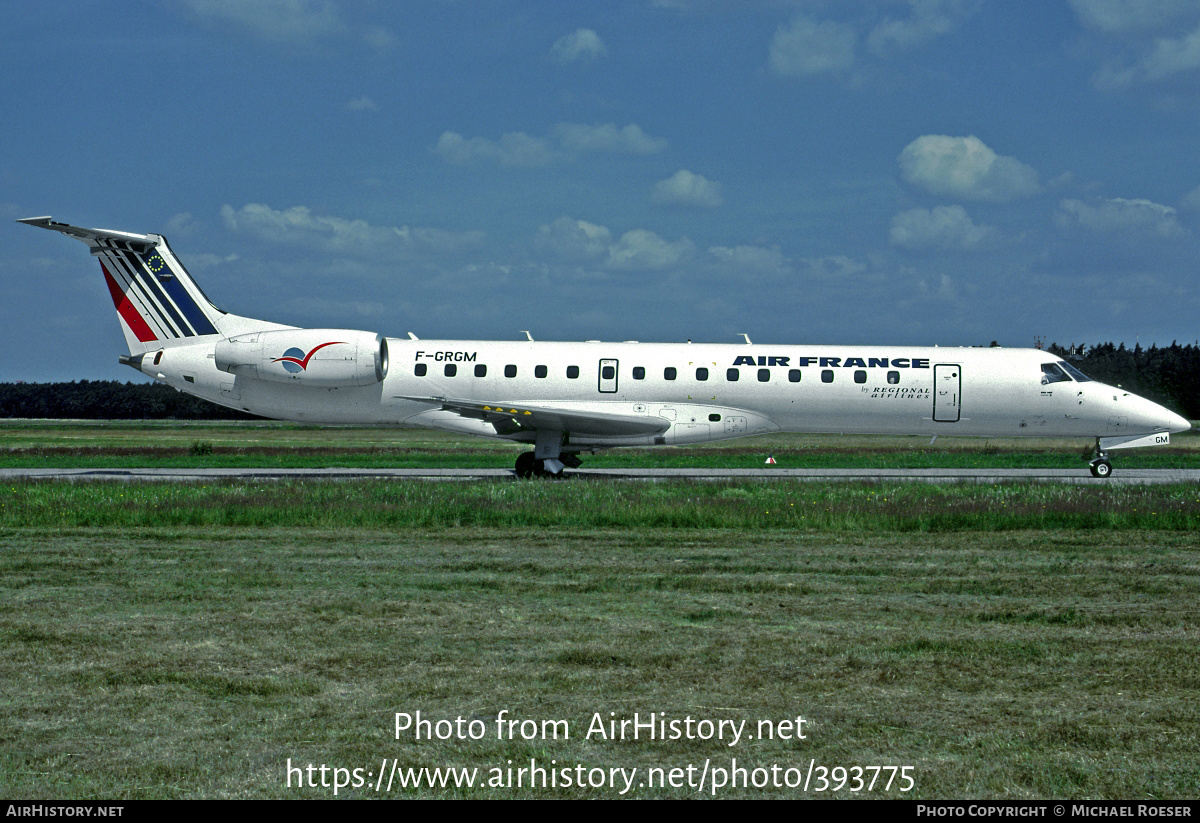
[215,329,389,387]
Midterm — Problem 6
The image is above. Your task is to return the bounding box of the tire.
[1090,459,1112,479]
[514,451,537,478]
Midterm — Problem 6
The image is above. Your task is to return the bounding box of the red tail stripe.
[101,263,158,343]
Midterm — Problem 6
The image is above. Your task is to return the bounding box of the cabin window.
[505,365,517,378]
[664,367,677,380]
[696,367,709,381]
[708,413,721,422]
[567,365,579,379]
[444,364,457,377]
[1041,363,1070,384]
[474,364,487,377]
[788,369,801,383]
[415,363,427,377]
[887,371,899,384]
[633,367,645,380]
[727,368,739,382]
[1058,361,1093,382]
[601,365,615,380]
[821,370,834,383]
[535,365,547,378]
[758,369,770,383]
[854,370,866,384]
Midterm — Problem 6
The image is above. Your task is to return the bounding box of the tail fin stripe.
[100,263,159,343]
[119,250,196,337]
[98,253,172,339]
[151,255,220,335]
[101,250,186,339]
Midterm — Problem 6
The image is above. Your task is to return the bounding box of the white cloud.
[1069,1,1200,88]
[889,205,996,250]
[606,229,695,271]
[434,131,556,167]
[183,0,343,44]
[1068,0,1195,33]
[363,26,396,51]
[435,123,666,166]
[652,170,723,208]
[534,217,694,272]
[1182,185,1200,210]
[804,256,869,279]
[708,245,790,276]
[1057,197,1187,238]
[534,217,613,260]
[164,212,201,238]
[346,96,377,111]
[1141,24,1200,81]
[551,29,607,62]
[220,203,483,255]
[553,123,667,155]
[898,135,1041,202]
[868,0,979,56]
[769,15,856,77]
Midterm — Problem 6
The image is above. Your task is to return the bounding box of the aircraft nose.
[1165,409,1191,434]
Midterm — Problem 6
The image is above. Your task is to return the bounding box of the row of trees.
[1044,341,1199,420]
[0,380,260,420]
[1,341,1196,420]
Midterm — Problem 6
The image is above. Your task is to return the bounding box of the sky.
[3,0,1200,382]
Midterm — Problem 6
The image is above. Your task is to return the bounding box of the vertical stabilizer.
[19,216,231,355]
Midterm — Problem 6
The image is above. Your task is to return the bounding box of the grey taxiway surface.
[2,467,1197,484]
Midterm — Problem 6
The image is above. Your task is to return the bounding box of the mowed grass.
[2,423,1198,798]
[1,419,1197,469]
[0,480,1198,798]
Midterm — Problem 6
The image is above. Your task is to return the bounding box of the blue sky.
[3,0,1199,382]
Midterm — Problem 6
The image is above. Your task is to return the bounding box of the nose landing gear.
[1088,440,1112,478]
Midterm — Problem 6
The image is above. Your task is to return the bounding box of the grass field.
[0,421,1197,799]
[1,419,1198,470]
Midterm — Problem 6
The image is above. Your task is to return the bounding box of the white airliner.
[20,216,1190,478]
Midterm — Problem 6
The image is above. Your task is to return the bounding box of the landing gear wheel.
[1089,459,1112,479]
[515,451,537,479]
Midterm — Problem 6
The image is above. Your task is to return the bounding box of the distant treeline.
[1,341,1197,420]
[1045,341,1199,419]
[0,380,261,420]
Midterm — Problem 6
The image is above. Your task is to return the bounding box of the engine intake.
[215,329,389,387]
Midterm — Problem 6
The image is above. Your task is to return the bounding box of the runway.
[2,467,1197,484]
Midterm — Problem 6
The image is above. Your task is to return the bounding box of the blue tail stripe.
[158,269,220,336]
[120,251,192,337]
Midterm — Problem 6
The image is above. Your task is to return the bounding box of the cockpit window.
[1057,361,1093,382]
[1041,363,1071,384]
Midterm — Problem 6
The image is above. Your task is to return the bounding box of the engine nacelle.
[215,329,389,387]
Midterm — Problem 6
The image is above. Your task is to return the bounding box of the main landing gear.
[1088,440,1113,479]
[514,451,581,479]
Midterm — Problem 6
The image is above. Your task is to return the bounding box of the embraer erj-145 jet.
[21,216,1190,478]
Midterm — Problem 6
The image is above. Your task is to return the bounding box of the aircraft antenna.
[520,331,534,341]
[739,333,752,344]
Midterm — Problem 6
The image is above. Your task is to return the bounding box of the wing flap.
[397,395,670,437]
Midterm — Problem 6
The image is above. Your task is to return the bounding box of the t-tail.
[18,216,287,362]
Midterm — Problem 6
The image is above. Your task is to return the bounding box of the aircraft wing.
[397,395,670,438]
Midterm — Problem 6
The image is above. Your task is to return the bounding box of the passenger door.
[933,364,961,422]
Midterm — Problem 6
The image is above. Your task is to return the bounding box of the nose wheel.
[1088,440,1113,478]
